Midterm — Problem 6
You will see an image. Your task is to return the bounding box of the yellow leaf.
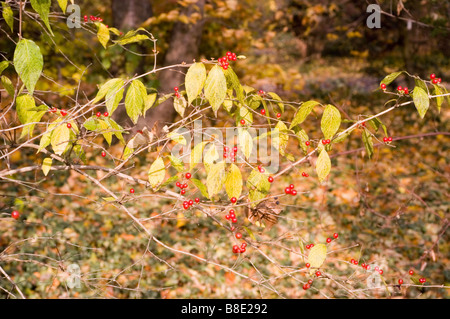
[307,244,327,269]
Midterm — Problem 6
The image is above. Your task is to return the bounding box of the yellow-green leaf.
[41,157,52,176]
[169,155,185,173]
[204,65,227,116]
[225,163,242,200]
[316,149,331,183]
[238,129,253,160]
[148,157,166,188]
[143,93,157,115]
[51,123,70,155]
[14,39,43,95]
[105,78,124,115]
[307,243,327,268]
[168,131,186,145]
[57,0,68,12]
[2,2,14,32]
[125,79,146,124]
[206,162,225,198]
[30,0,53,36]
[174,95,187,117]
[185,62,206,104]
[290,100,320,129]
[97,23,110,49]
[190,141,208,171]
[412,86,430,119]
[1,75,14,96]
[321,104,341,139]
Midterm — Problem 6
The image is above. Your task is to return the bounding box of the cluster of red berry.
[96,111,109,117]
[321,139,331,145]
[382,136,393,143]
[174,86,180,98]
[225,209,237,223]
[301,172,309,177]
[326,233,339,243]
[232,242,247,254]
[284,184,298,196]
[397,86,409,95]
[223,146,238,162]
[430,73,442,84]
[218,52,237,70]
[407,269,426,284]
[84,15,107,27]
[302,278,315,290]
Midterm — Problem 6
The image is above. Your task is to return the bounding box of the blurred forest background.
[0,0,449,298]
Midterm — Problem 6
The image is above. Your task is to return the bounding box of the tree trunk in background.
[134,0,206,133]
[111,0,153,31]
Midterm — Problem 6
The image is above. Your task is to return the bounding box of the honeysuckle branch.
[0,265,26,299]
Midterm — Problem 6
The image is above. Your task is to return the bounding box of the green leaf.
[57,0,68,12]
[316,149,331,184]
[295,128,309,155]
[93,78,123,104]
[223,66,245,104]
[414,78,428,92]
[190,141,208,171]
[412,86,430,119]
[14,39,43,95]
[143,93,157,115]
[38,119,61,152]
[105,78,124,115]
[105,117,125,145]
[168,132,187,145]
[30,0,53,35]
[362,129,374,159]
[83,117,99,131]
[0,61,9,76]
[1,75,14,96]
[307,244,327,268]
[173,95,187,117]
[116,34,149,46]
[246,94,262,110]
[238,105,253,126]
[169,155,185,173]
[321,104,341,140]
[433,84,443,113]
[98,119,112,145]
[206,162,226,198]
[247,169,271,207]
[332,128,354,144]
[97,23,110,49]
[225,163,243,200]
[191,178,209,199]
[267,92,284,113]
[16,94,36,124]
[290,100,320,129]
[125,79,146,124]
[41,157,52,176]
[380,71,403,86]
[185,62,206,104]
[51,123,71,155]
[204,65,227,116]
[238,129,253,160]
[1,2,14,32]
[148,157,166,188]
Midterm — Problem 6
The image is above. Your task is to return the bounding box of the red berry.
[180,189,186,195]
[383,137,388,142]
[67,123,72,129]
[333,233,338,239]
[195,198,200,203]
[378,269,383,275]
[291,190,297,196]
[226,51,232,56]
[231,218,237,223]
[233,147,238,153]
[289,184,294,189]
[409,270,414,275]
[103,112,109,117]
[307,279,313,285]
[305,263,310,268]
[230,197,237,203]
[84,15,88,22]
[174,87,179,92]
[276,113,281,118]
[232,245,239,253]
[101,151,106,157]
[235,233,242,239]
[182,183,188,189]
[302,284,310,290]
[240,247,246,253]
[437,78,442,83]
[310,244,314,248]
[225,215,230,220]
[261,109,266,115]
[188,200,194,205]
[366,265,371,270]
[130,188,135,194]
[60,109,67,116]
[398,279,403,285]
[380,83,387,90]
[432,78,438,84]
[325,139,330,144]
[231,226,236,231]
[258,90,264,95]
[96,112,101,117]
[326,238,332,243]
[403,87,409,95]
[240,119,245,125]
[229,212,235,219]
[387,137,393,142]
[430,73,436,80]
[222,65,228,70]
[305,141,310,146]
[11,210,20,220]
[419,278,426,284]
[315,271,321,277]
[176,182,181,188]
[322,139,327,145]
[285,187,291,194]
[268,176,274,183]
[397,86,403,91]
[185,173,192,179]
